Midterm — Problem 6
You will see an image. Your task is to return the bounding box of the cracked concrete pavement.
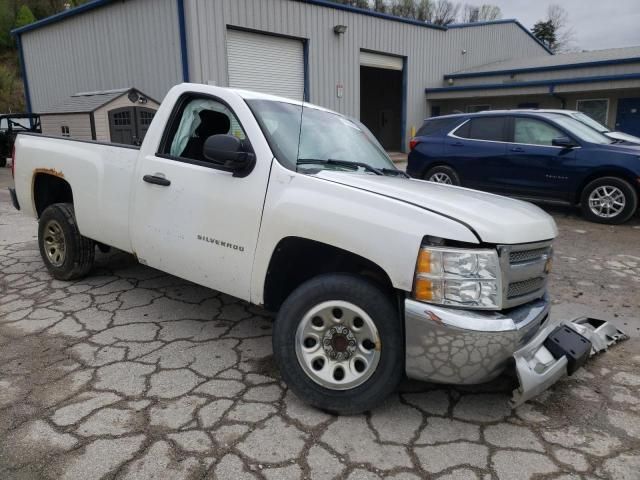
[1,169,640,479]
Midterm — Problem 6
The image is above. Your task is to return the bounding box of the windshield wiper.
[297,158,383,176]
[381,168,410,178]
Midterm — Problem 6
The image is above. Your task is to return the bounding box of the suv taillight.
[11,144,15,178]
[409,138,420,150]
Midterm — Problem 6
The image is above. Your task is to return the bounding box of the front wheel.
[38,203,95,280]
[580,177,638,224]
[273,274,403,414]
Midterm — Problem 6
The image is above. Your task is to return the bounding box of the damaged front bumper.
[404,297,626,406]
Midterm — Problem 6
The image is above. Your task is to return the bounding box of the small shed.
[39,88,159,145]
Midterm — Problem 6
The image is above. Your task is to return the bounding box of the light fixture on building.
[461,49,467,55]
[333,25,348,35]
[447,78,454,86]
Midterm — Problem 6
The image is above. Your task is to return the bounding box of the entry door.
[108,108,136,145]
[129,92,271,301]
[616,98,640,136]
[135,108,156,143]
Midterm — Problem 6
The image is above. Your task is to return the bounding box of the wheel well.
[575,170,639,204]
[33,173,73,217]
[263,237,396,312]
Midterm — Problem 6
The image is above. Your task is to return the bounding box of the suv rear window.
[416,118,461,137]
[454,117,507,142]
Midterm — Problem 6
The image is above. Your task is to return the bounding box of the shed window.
[113,110,131,126]
[576,99,609,127]
[139,110,155,126]
[61,126,70,137]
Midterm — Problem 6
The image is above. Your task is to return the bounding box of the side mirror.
[203,134,255,177]
[552,136,577,148]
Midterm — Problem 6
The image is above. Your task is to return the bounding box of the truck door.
[129,91,271,301]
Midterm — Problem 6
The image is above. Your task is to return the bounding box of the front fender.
[250,161,479,305]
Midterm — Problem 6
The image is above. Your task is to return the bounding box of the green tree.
[531,20,557,51]
[15,5,36,29]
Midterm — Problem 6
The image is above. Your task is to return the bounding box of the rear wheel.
[272,274,403,414]
[424,165,460,186]
[580,177,637,224]
[38,203,95,280]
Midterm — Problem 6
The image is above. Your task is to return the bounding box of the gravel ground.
[1,167,639,480]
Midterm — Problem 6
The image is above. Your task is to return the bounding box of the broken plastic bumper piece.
[511,316,627,406]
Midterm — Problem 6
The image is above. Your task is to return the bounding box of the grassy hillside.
[0,50,25,113]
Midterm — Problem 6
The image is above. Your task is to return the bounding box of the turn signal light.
[414,278,434,301]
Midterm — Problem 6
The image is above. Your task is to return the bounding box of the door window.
[455,117,507,142]
[513,118,564,146]
[163,97,246,162]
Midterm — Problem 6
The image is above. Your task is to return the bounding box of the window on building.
[61,126,70,137]
[513,118,564,146]
[454,117,507,142]
[576,99,609,127]
[139,110,155,126]
[467,104,491,113]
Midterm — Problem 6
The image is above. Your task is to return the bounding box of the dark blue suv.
[407,111,640,224]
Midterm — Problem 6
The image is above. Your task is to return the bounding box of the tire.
[580,177,638,224]
[38,203,95,280]
[273,273,403,415]
[424,165,461,186]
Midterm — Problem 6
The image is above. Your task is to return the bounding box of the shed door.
[226,29,304,100]
[108,108,135,145]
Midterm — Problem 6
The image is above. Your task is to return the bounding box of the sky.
[461,0,640,51]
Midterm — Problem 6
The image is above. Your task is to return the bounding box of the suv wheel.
[580,177,638,224]
[272,274,403,414]
[38,203,95,280]
[424,166,460,186]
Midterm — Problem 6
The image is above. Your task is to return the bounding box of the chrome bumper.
[405,296,557,386]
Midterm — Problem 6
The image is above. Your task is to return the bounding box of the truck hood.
[315,171,557,244]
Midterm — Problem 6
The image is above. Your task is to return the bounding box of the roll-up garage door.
[360,51,403,71]
[226,29,304,100]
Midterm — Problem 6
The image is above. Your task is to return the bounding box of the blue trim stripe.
[448,19,553,55]
[425,72,640,94]
[303,40,310,102]
[176,0,189,82]
[445,56,640,79]
[11,0,113,35]
[16,35,32,113]
[296,0,446,30]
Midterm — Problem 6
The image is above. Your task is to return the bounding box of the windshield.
[548,115,613,145]
[570,111,610,133]
[246,99,395,172]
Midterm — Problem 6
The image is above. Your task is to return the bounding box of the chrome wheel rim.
[429,172,452,184]
[43,219,66,267]
[588,186,626,218]
[295,300,381,390]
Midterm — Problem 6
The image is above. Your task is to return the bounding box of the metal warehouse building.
[13,0,552,150]
[15,0,636,151]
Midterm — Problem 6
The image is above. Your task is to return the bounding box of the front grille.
[509,247,550,264]
[499,241,553,309]
[508,277,545,298]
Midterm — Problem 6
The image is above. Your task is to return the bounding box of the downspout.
[549,84,566,109]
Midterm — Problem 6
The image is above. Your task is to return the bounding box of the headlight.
[414,246,502,309]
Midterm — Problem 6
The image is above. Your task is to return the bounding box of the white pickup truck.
[9,83,620,414]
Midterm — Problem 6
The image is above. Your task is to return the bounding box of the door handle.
[510,147,525,152]
[450,141,464,147]
[143,174,171,186]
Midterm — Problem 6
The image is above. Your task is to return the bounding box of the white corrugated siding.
[226,29,304,100]
[21,0,182,113]
[360,51,403,71]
